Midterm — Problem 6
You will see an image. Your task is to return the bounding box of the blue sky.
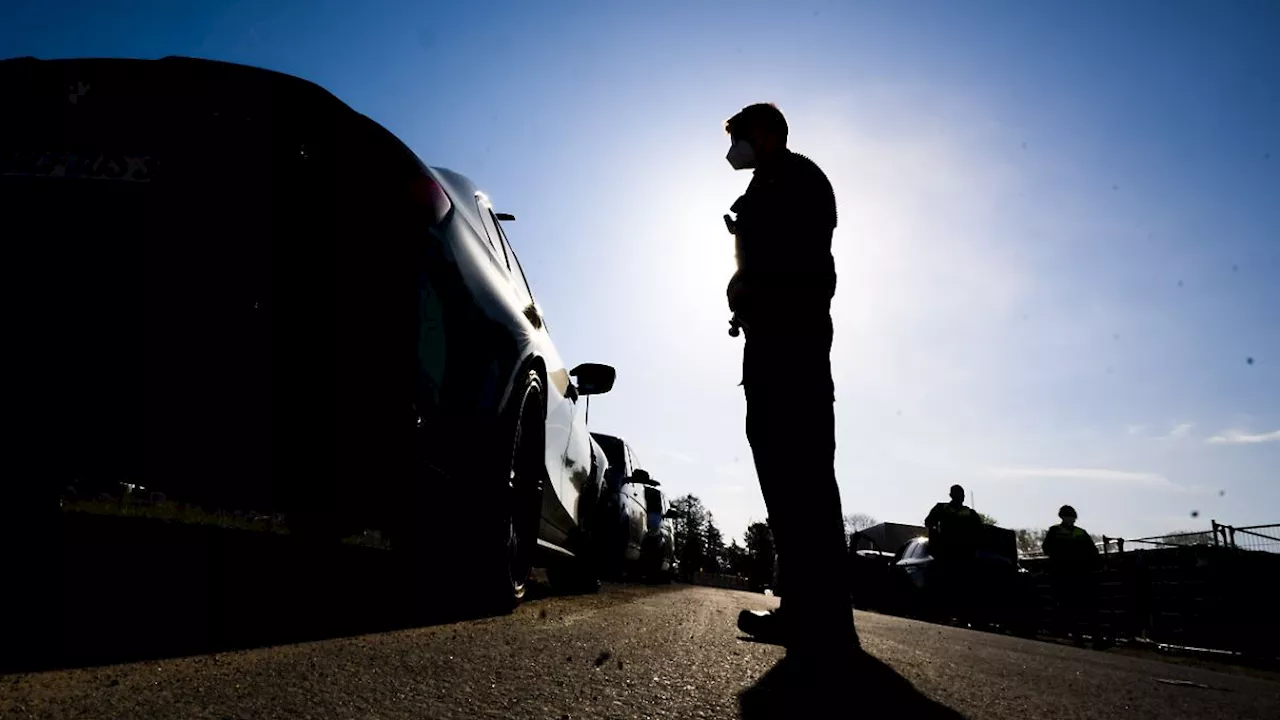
[5,0,1277,542]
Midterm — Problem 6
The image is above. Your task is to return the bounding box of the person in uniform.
[723,103,856,654]
[923,484,983,621]
[1042,504,1104,645]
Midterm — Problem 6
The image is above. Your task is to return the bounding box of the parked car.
[886,526,1029,630]
[848,548,897,610]
[637,480,677,583]
[588,432,677,581]
[3,55,615,611]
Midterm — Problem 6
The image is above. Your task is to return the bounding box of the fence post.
[1211,520,1220,547]
[1102,535,1110,554]
[1117,538,1124,553]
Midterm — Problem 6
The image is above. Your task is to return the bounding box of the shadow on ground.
[2,512,560,674]
[739,650,965,719]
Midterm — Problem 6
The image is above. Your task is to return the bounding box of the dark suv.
[4,56,615,613]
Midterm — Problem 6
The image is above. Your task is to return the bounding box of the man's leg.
[737,381,793,642]
[1063,574,1086,643]
[737,342,855,649]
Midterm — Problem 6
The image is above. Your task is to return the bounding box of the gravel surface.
[4,584,1278,719]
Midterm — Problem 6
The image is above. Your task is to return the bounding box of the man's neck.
[754,147,790,173]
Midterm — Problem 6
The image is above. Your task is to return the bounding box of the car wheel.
[395,372,544,617]
[492,374,546,605]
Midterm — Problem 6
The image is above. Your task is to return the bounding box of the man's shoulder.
[785,151,831,183]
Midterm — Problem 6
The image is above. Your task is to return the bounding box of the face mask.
[726,139,756,170]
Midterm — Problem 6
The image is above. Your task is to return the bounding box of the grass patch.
[63,497,288,534]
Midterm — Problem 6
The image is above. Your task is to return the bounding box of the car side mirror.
[495,212,516,222]
[571,363,616,396]
[664,509,681,520]
[631,468,652,485]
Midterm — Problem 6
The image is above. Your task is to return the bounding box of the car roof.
[4,56,447,187]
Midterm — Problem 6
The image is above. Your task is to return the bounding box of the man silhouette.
[924,484,981,560]
[1042,504,1103,645]
[924,484,983,621]
[723,103,855,653]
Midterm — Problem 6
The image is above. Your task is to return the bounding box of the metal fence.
[1114,530,1215,551]
[1219,523,1280,553]
[1102,520,1279,554]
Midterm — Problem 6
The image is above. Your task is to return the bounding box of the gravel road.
[4,581,1278,719]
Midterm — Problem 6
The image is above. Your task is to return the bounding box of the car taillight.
[413,175,452,226]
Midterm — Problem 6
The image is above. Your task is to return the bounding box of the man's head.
[949,484,965,504]
[724,102,788,170]
[1059,504,1078,528]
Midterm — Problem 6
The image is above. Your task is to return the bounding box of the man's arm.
[925,504,942,531]
[1081,533,1100,557]
[1041,528,1058,557]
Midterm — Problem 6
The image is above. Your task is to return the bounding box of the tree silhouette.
[844,513,878,545]
[743,521,777,590]
[704,519,726,573]
[723,540,749,576]
[1160,530,1211,546]
[1015,528,1047,555]
[671,494,715,573]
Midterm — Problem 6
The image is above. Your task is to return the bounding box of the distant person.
[1042,505,1104,646]
[923,485,983,621]
[722,103,855,655]
[924,485,981,560]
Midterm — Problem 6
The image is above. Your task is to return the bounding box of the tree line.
[671,491,1210,573]
[669,494,777,588]
[669,495,888,589]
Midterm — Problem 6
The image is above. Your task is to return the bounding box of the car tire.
[399,371,544,617]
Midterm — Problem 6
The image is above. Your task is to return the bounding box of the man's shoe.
[738,609,789,646]
[738,608,861,651]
